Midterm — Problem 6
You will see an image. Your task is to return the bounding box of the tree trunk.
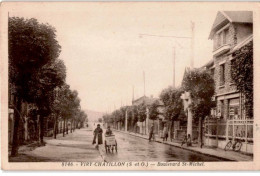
[198,117,203,148]
[54,116,57,139]
[142,121,144,135]
[63,118,65,137]
[66,120,68,134]
[70,120,73,133]
[38,115,44,144]
[170,120,174,141]
[11,97,22,156]
[38,115,41,143]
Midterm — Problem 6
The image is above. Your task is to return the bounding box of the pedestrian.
[93,124,103,147]
[187,134,192,146]
[181,132,187,146]
[149,125,154,142]
[105,126,113,136]
[181,133,192,147]
[163,124,168,141]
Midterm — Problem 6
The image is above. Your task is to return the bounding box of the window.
[229,98,240,120]
[220,64,225,86]
[217,100,224,119]
[216,27,229,48]
[223,29,229,45]
[217,33,221,47]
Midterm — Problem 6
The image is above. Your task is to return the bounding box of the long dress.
[93,127,103,145]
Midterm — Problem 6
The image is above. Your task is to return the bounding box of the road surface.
[102,131,223,162]
[9,127,223,162]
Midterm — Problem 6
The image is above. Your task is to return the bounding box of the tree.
[78,110,87,129]
[131,105,138,132]
[55,85,80,136]
[137,103,146,122]
[160,87,184,121]
[102,114,109,126]
[137,103,146,134]
[67,90,81,131]
[182,69,215,147]
[119,106,127,130]
[9,17,61,156]
[231,41,253,119]
[126,106,133,131]
[160,87,185,139]
[108,114,115,127]
[149,100,160,125]
[29,58,66,143]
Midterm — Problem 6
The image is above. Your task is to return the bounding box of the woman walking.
[93,124,103,148]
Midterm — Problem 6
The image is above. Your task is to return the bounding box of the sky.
[10,2,218,113]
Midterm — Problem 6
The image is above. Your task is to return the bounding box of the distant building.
[131,95,165,136]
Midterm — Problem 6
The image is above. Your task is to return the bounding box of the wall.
[236,23,253,44]
[204,137,253,154]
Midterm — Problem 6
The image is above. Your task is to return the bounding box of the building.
[204,11,253,153]
[131,95,165,136]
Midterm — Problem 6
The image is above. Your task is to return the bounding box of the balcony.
[213,44,231,57]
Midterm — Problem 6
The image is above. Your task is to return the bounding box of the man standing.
[149,125,154,142]
[93,124,103,146]
[163,124,168,141]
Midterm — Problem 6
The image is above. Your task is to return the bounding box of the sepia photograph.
[0,1,259,170]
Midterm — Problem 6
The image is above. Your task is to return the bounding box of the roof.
[209,11,253,39]
[201,59,214,69]
[223,11,253,23]
[132,95,163,106]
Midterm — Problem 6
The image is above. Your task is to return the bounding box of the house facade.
[204,11,253,153]
[130,95,165,136]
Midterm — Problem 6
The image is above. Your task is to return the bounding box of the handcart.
[104,135,117,153]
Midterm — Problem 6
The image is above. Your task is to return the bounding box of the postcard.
[0,1,259,170]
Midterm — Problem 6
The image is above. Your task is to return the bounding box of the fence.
[204,118,253,143]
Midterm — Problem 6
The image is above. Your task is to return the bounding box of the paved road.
[102,131,223,162]
[10,127,223,162]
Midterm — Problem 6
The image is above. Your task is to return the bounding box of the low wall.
[204,137,253,154]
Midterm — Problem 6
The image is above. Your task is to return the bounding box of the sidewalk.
[114,129,253,161]
[9,128,103,162]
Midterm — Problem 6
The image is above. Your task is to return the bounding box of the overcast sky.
[10,2,218,113]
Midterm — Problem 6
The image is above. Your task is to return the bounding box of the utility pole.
[173,47,175,88]
[190,21,195,69]
[132,85,135,104]
[139,29,192,87]
[143,71,146,96]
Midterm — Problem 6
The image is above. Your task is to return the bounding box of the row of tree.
[103,101,160,132]
[9,17,87,156]
[103,69,215,144]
